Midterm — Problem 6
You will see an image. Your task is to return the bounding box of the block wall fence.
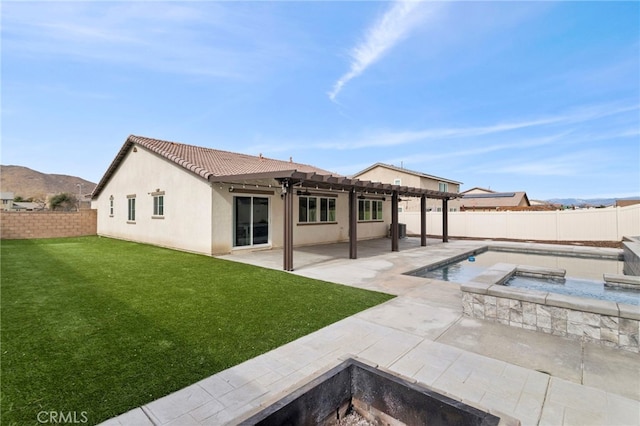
[0,210,97,239]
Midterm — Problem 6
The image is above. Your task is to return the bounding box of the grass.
[1,237,394,425]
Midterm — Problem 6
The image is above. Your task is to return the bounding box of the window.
[299,196,336,223]
[439,182,449,192]
[234,196,269,247]
[127,195,136,221]
[358,199,383,221]
[109,196,114,216]
[394,178,401,185]
[153,194,164,216]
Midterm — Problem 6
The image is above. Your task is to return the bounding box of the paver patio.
[102,238,639,426]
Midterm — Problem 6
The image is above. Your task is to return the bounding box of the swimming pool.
[409,248,637,306]
[409,249,624,282]
[506,275,638,306]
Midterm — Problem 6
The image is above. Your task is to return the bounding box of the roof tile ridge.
[131,135,213,180]
[129,134,338,177]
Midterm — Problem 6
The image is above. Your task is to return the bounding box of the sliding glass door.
[234,196,269,247]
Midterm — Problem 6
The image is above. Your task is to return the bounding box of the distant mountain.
[546,197,638,207]
[0,165,96,201]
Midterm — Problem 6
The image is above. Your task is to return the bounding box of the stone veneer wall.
[623,237,640,276]
[0,210,97,239]
[461,274,640,353]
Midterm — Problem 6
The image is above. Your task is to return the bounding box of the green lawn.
[1,237,393,425]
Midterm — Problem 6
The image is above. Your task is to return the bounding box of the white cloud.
[243,102,639,160]
[328,0,439,101]
[2,2,289,79]
[385,132,572,166]
[491,160,580,177]
[482,148,615,178]
[320,102,640,150]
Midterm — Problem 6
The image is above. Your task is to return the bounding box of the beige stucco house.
[92,136,459,269]
[352,163,462,212]
[1,192,14,211]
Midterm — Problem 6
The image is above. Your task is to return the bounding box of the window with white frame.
[109,196,114,216]
[358,199,383,221]
[438,182,448,192]
[394,178,401,185]
[299,196,336,223]
[152,191,165,217]
[127,195,136,221]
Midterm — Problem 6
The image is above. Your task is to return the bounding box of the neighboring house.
[351,163,462,212]
[1,192,14,211]
[0,193,45,211]
[12,201,45,211]
[616,199,640,208]
[529,199,549,206]
[452,187,531,211]
[91,136,459,269]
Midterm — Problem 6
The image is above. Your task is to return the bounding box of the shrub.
[49,193,77,211]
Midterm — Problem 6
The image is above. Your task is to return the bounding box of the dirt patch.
[443,236,622,249]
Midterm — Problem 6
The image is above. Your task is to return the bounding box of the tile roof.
[459,191,530,208]
[352,162,462,185]
[92,135,336,198]
[133,135,335,178]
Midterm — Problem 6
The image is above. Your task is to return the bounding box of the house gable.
[92,135,335,200]
[458,191,531,210]
[352,163,462,212]
[92,141,214,254]
[461,187,496,195]
[352,163,462,187]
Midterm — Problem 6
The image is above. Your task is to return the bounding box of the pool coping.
[461,265,638,319]
[461,263,640,353]
[404,243,624,279]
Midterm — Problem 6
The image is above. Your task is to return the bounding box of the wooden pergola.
[211,170,461,271]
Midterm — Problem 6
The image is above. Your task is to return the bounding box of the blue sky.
[2,1,639,200]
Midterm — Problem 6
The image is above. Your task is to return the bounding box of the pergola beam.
[274,171,460,270]
[442,198,449,243]
[391,191,399,252]
[349,188,357,259]
[420,195,427,247]
[283,180,294,271]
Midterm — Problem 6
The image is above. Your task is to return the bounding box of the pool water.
[421,261,488,283]
[413,250,624,282]
[411,249,637,306]
[507,275,639,306]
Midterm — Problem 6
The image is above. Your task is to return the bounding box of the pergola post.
[391,190,399,251]
[442,198,449,243]
[283,181,294,271]
[349,188,357,259]
[420,194,427,247]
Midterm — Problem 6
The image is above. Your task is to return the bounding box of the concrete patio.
[102,238,640,426]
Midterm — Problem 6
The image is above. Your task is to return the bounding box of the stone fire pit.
[234,358,508,426]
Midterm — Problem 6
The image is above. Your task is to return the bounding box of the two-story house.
[352,163,462,212]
